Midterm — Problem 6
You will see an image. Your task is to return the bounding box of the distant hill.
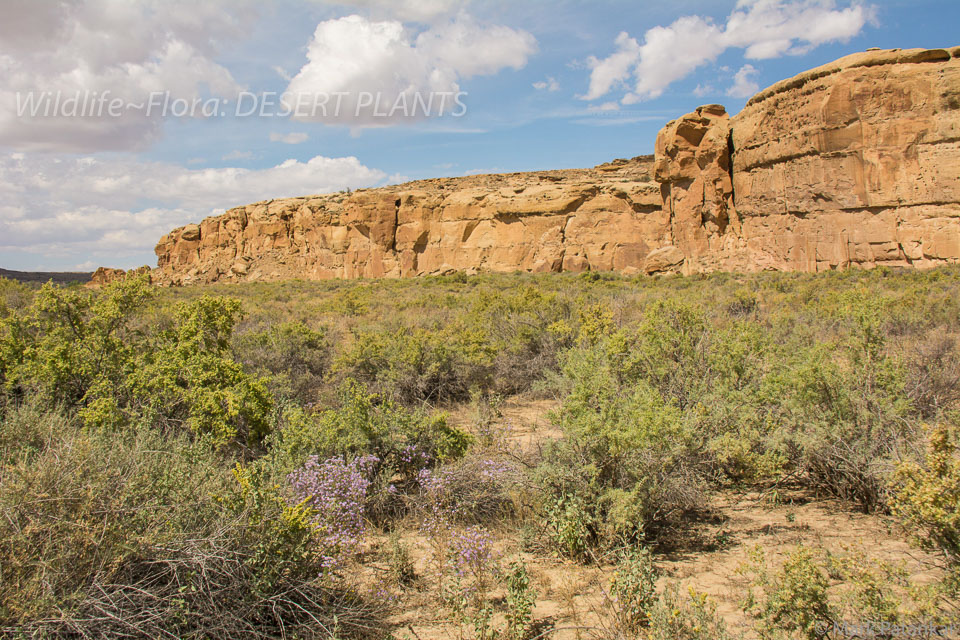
[0,267,93,285]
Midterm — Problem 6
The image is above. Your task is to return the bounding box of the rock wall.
[728,46,960,272]
[87,265,151,287]
[154,159,667,284]
[153,46,960,284]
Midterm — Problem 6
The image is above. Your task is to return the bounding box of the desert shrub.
[770,296,917,511]
[466,285,576,395]
[535,437,703,555]
[608,548,658,632]
[0,279,274,449]
[0,277,32,319]
[124,296,274,447]
[415,453,523,526]
[0,410,385,638]
[503,560,537,640]
[905,330,960,420]
[825,547,953,631]
[606,298,710,408]
[0,275,155,406]
[268,380,469,472]
[739,545,833,640]
[544,490,596,560]
[387,532,417,587]
[891,422,960,565]
[233,320,330,404]
[217,461,327,590]
[644,585,733,640]
[0,398,70,467]
[332,323,494,404]
[727,287,760,317]
[538,308,711,550]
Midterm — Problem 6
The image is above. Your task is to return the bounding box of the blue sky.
[1,0,958,271]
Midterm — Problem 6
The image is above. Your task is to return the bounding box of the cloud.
[693,83,717,97]
[583,32,642,100]
[533,77,561,92]
[0,152,386,269]
[727,64,761,97]
[314,0,464,22]
[270,132,310,144]
[588,101,621,112]
[283,14,536,125]
[0,0,255,152]
[583,0,874,103]
[222,150,255,161]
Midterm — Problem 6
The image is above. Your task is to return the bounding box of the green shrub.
[0,279,274,449]
[645,585,732,640]
[332,324,493,404]
[544,491,595,560]
[466,285,575,395]
[0,276,155,406]
[503,560,537,640]
[608,548,658,632]
[891,422,960,565]
[0,408,386,639]
[740,545,833,640]
[233,321,330,404]
[125,296,274,447]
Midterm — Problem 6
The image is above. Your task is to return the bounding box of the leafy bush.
[465,285,576,395]
[125,296,274,447]
[503,560,537,640]
[644,585,733,640]
[891,422,960,565]
[739,545,833,640]
[268,380,469,473]
[233,321,330,405]
[332,324,493,404]
[608,548,658,632]
[772,294,916,512]
[0,409,385,639]
[0,276,155,406]
[0,279,274,448]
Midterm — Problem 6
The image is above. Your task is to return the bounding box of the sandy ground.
[356,396,946,640]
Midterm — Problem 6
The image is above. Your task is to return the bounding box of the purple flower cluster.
[449,525,495,579]
[478,458,513,480]
[417,468,459,539]
[399,444,432,467]
[288,454,378,568]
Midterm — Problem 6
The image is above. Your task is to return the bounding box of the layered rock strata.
[152,46,960,284]
[154,159,666,283]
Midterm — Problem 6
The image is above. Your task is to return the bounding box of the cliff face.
[153,46,960,284]
[727,46,960,271]
[154,159,666,283]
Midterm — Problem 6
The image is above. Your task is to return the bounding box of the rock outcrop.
[154,159,666,284]
[153,46,960,284]
[727,46,960,271]
[87,265,152,287]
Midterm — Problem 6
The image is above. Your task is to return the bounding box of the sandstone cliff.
[153,46,960,284]
[154,159,665,283]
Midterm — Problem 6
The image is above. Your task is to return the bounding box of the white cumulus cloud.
[533,77,561,92]
[727,64,761,97]
[283,14,536,125]
[0,0,255,152]
[0,152,386,269]
[583,0,874,103]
